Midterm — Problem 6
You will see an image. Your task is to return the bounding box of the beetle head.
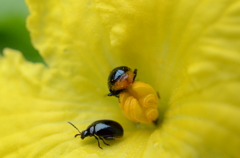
[81,130,90,139]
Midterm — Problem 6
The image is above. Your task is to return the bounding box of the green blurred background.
[0,0,44,63]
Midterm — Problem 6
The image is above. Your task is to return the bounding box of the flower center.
[119,81,159,124]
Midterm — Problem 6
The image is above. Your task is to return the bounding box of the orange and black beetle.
[107,66,137,97]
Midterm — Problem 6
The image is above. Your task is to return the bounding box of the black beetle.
[108,66,137,97]
[68,120,124,149]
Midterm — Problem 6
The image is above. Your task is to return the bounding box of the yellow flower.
[0,0,240,157]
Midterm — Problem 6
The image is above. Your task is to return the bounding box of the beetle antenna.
[68,122,82,134]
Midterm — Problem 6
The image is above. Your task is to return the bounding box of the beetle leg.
[107,93,114,96]
[153,117,159,125]
[133,69,137,81]
[93,135,102,149]
[156,91,160,99]
[99,137,110,146]
[74,134,81,138]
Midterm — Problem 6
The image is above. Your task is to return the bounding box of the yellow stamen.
[119,81,159,124]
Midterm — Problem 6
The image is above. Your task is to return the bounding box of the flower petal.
[2,0,240,157]
[0,49,148,157]
[27,0,120,68]
[141,0,240,157]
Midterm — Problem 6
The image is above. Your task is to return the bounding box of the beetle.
[68,120,124,149]
[108,66,137,97]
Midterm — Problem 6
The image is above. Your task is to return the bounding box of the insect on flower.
[107,66,160,124]
[68,120,124,149]
[108,66,137,97]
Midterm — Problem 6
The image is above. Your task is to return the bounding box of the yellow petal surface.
[0,49,147,157]
[0,0,239,157]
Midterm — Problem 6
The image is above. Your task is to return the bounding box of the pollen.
[119,81,159,124]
